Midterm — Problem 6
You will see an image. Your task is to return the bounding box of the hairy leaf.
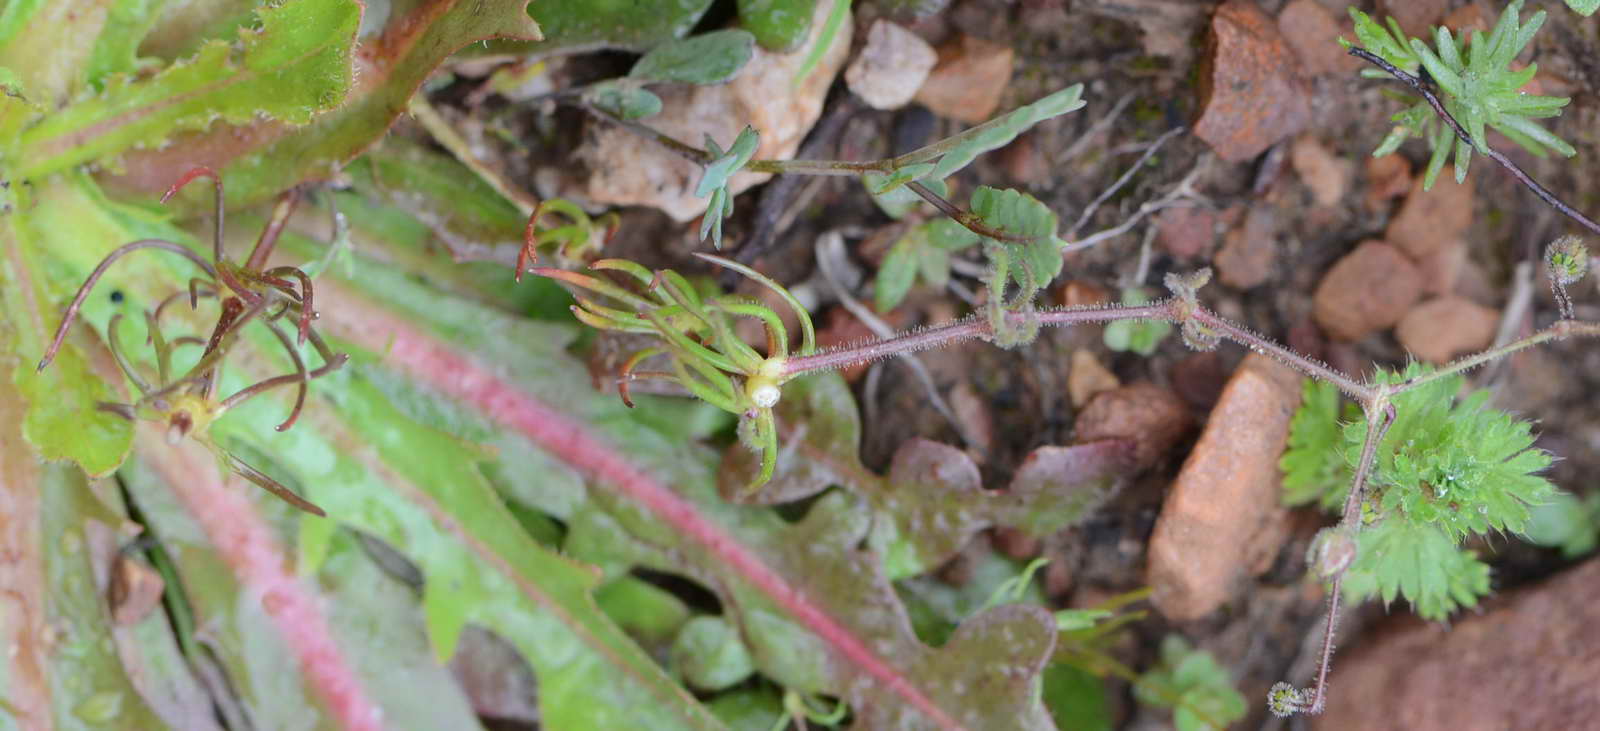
[1280,379,1356,510]
[1569,0,1600,16]
[1340,519,1491,621]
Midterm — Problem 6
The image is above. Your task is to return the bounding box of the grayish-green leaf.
[630,30,756,85]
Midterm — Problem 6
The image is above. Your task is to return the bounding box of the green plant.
[527,1,1600,715]
[36,167,348,516]
[1344,1,1574,189]
[1281,368,1556,620]
[1134,635,1247,731]
[1525,490,1600,558]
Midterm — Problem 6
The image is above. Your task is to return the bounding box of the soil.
[444,1,1600,727]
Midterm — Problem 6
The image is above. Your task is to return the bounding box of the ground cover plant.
[4,0,1600,729]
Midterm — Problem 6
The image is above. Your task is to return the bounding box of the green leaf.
[496,0,709,57]
[83,0,174,89]
[697,126,761,197]
[1568,0,1600,16]
[1351,0,1574,185]
[1341,519,1491,621]
[585,79,666,119]
[1524,491,1600,558]
[596,575,693,646]
[738,0,817,52]
[101,0,542,211]
[924,85,1085,180]
[1101,288,1171,356]
[1042,663,1114,731]
[706,687,785,731]
[358,136,530,259]
[1135,636,1247,731]
[630,30,756,85]
[16,0,363,179]
[671,616,756,691]
[1280,379,1356,510]
[875,235,920,312]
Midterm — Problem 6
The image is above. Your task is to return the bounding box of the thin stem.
[1348,47,1600,237]
[1067,126,1185,237]
[779,303,1171,377]
[745,158,890,176]
[905,181,1033,245]
[780,301,1378,402]
[582,105,712,166]
[244,187,301,272]
[1303,402,1394,714]
[1187,309,1372,400]
[1389,320,1600,395]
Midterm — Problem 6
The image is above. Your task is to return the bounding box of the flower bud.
[1307,526,1358,579]
[1546,236,1589,286]
[1267,682,1312,717]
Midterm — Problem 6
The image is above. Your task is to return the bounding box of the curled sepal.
[1307,526,1359,580]
[1267,682,1313,718]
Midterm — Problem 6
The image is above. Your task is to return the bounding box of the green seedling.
[1345,0,1574,189]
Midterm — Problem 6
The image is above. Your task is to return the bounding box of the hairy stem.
[780,301,1375,401]
[1390,320,1600,395]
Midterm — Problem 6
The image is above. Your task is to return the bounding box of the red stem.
[136,430,384,731]
[323,287,968,731]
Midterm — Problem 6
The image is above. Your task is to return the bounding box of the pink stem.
[136,430,384,731]
[323,291,967,731]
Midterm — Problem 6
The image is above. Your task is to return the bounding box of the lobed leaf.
[1340,519,1491,621]
[101,0,542,210]
[16,0,363,179]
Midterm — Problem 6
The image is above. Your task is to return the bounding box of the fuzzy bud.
[1547,236,1589,286]
[1267,682,1312,717]
[1307,527,1358,580]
